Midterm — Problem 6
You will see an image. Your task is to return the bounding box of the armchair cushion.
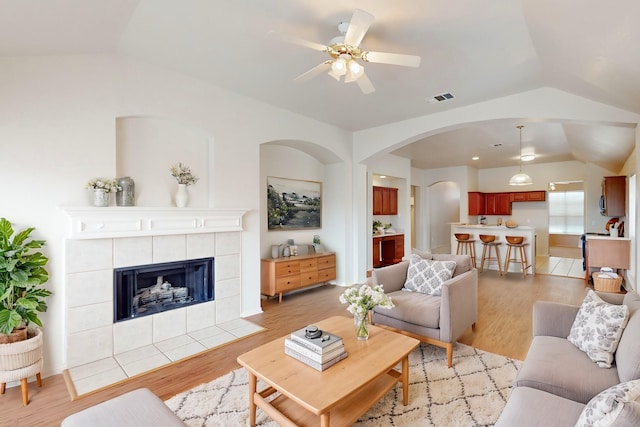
[383,290,441,329]
[403,254,456,296]
[567,289,629,368]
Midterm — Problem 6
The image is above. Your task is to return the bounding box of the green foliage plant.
[0,217,51,335]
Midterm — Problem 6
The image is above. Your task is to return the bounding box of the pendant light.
[509,125,533,186]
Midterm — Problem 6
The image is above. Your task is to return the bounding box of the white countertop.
[585,235,630,241]
[372,232,403,237]
[451,224,535,230]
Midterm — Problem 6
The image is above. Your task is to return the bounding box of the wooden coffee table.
[237,315,420,427]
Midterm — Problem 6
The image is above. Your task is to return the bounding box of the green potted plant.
[0,217,51,342]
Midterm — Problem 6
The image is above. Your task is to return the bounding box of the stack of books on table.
[284,327,348,371]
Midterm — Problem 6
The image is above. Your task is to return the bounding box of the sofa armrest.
[372,261,409,293]
[440,268,478,342]
[532,301,580,338]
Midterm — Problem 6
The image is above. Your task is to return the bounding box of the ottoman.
[61,388,185,426]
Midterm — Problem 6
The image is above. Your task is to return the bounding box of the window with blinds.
[548,191,584,234]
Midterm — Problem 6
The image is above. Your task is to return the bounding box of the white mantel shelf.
[60,206,249,239]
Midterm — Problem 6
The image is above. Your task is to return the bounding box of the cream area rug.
[165,343,522,426]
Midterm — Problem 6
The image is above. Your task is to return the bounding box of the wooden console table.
[261,252,336,303]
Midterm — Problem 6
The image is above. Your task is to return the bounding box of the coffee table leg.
[248,372,257,426]
[402,355,409,405]
[320,412,330,427]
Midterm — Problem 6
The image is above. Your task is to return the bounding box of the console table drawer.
[317,267,336,282]
[299,258,318,272]
[276,275,302,291]
[300,271,319,285]
[317,255,336,269]
[275,262,300,276]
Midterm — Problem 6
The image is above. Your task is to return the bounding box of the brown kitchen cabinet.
[261,252,336,303]
[511,191,546,202]
[601,176,626,217]
[485,193,512,215]
[373,186,398,215]
[468,192,485,215]
[373,234,404,267]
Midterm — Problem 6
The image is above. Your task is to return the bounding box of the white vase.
[175,184,189,208]
[93,189,109,207]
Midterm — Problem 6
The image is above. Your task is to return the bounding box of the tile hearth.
[65,318,264,397]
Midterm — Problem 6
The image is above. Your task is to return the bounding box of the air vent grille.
[426,92,455,103]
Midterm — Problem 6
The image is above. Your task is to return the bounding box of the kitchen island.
[450,224,536,274]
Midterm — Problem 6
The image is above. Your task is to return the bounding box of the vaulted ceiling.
[1,0,638,171]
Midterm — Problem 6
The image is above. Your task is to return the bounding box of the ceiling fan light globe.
[348,60,364,78]
[331,57,347,75]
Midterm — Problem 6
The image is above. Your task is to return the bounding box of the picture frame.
[267,176,322,230]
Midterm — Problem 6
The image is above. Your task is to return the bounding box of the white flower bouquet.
[170,162,199,186]
[86,178,121,193]
[339,284,395,317]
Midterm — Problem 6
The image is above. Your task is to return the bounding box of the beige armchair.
[370,254,478,367]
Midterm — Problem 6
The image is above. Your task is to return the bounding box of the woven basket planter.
[0,328,43,372]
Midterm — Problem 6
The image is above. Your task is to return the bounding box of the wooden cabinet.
[468,191,545,215]
[373,186,398,215]
[602,176,626,217]
[584,237,630,282]
[468,192,485,215]
[485,193,511,215]
[373,234,404,267]
[511,191,546,202]
[261,252,336,303]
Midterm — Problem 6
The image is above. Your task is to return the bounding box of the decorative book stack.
[284,326,348,371]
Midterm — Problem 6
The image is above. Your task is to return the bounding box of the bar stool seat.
[456,236,476,268]
[504,238,531,277]
[479,235,502,274]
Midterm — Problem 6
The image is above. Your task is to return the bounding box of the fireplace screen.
[113,257,214,322]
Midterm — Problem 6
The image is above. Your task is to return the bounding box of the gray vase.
[116,176,135,206]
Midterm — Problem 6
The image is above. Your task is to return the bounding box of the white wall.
[0,54,352,378]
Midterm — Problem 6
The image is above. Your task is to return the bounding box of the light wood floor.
[4,270,589,426]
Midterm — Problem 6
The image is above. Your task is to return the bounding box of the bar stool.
[504,236,531,277]
[455,233,476,268]
[479,235,503,274]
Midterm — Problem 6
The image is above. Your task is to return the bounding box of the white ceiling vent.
[426,92,455,103]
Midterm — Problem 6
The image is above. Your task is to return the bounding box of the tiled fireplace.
[62,207,247,370]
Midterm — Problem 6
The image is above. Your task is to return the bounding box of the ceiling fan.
[278,9,421,94]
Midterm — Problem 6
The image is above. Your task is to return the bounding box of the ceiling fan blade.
[356,72,375,94]
[344,9,374,47]
[268,30,328,52]
[362,51,421,67]
[294,61,332,83]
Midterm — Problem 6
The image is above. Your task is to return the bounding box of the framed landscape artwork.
[267,176,322,230]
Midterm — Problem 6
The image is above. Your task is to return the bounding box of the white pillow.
[567,290,629,368]
[575,379,640,427]
[403,254,456,296]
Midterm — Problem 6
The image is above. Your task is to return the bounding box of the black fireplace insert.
[113,257,214,322]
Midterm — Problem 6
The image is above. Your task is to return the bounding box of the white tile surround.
[61,208,249,391]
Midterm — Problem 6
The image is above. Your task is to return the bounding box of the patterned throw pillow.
[575,379,640,427]
[403,254,456,296]
[567,290,629,368]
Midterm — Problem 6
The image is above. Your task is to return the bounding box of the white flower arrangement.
[170,162,199,186]
[86,178,121,193]
[339,284,395,317]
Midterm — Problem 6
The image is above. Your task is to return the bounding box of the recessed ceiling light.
[472,156,479,160]
[490,143,502,147]
[521,154,535,161]
[379,175,387,179]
